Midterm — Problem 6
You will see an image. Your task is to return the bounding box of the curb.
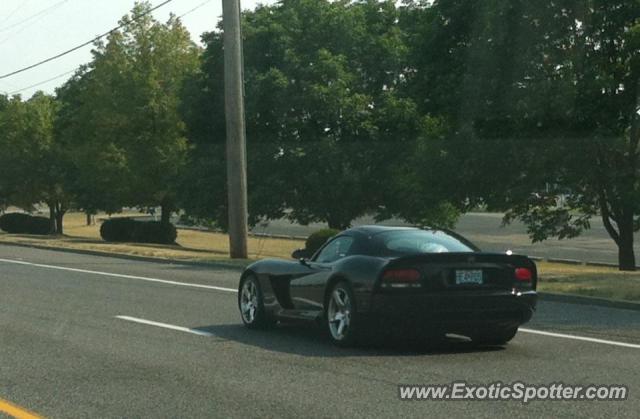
[530,256,628,268]
[178,226,307,241]
[538,292,640,312]
[249,232,307,240]
[546,257,583,265]
[0,241,248,271]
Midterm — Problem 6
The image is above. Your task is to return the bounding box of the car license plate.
[455,269,483,285]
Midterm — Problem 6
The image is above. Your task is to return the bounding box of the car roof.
[344,225,420,236]
[343,225,481,252]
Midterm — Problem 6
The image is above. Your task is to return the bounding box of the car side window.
[314,236,355,264]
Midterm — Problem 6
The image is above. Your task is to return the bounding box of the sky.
[0,0,277,98]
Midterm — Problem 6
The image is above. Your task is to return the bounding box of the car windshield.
[373,230,475,256]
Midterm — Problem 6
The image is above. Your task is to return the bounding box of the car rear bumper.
[366,289,537,332]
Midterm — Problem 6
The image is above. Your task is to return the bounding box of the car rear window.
[372,230,475,256]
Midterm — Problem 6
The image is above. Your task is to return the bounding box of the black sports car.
[237,226,537,346]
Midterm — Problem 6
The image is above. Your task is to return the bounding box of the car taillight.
[381,268,421,288]
[515,267,532,282]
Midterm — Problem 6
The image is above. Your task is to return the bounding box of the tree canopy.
[57,1,200,223]
[181,0,459,229]
[396,0,640,270]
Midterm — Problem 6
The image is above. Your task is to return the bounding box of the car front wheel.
[238,275,272,329]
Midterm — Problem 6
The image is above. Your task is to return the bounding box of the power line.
[178,0,213,19]
[0,0,174,81]
[6,68,77,95]
[0,0,32,26]
[0,0,68,33]
[1,0,212,96]
[0,0,70,47]
[0,78,19,92]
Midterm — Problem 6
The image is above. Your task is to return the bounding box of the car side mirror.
[298,257,311,267]
[291,248,309,260]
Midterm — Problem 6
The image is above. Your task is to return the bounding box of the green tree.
[55,67,129,218]
[183,0,458,230]
[500,0,640,271]
[59,2,200,224]
[0,94,12,211]
[406,0,640,270]
[0,93,69,233]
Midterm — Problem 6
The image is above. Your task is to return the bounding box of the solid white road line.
[0,257,237,293]
[2,257,639,349]
[116,315,215,337]
[520,328,640,349]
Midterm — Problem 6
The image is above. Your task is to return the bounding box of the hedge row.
[305,228,340,256]
[0,213,50,235]
[100,218,177,244]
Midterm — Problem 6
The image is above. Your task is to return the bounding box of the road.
[1,245,638,418]
[250,213,639,265]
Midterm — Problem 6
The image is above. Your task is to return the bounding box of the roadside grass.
[1,212,639,303]
[0,211,303,266]
[537,261,640,303]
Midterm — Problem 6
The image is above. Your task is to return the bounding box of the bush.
[100,218,137,242]
[132,221,177,244]
[305,228,340,256]
[0,213,50,235]
[100,218,177,244]
[29,216,51,235]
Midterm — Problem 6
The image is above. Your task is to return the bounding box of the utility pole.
[222,0,249,258]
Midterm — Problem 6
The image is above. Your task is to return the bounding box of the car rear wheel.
[326,281,364,347]
[472,326,518,345]
[239,275,273,329]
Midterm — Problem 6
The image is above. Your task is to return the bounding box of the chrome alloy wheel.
[240,279,259,324]
[327,287,352,341]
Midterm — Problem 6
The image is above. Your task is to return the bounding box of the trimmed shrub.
[100,218,137,242]
[132,221,177,244]
[0,213,50,235]
[28,216,51,235]
[100,218,177,244]
[305,228,340,256]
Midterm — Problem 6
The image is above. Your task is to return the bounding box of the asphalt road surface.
[1,245,639,418]
[250,213,639,265]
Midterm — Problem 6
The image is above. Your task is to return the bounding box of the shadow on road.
[192,322,505,357]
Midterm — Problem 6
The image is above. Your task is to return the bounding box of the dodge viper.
[237,226,537,346]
